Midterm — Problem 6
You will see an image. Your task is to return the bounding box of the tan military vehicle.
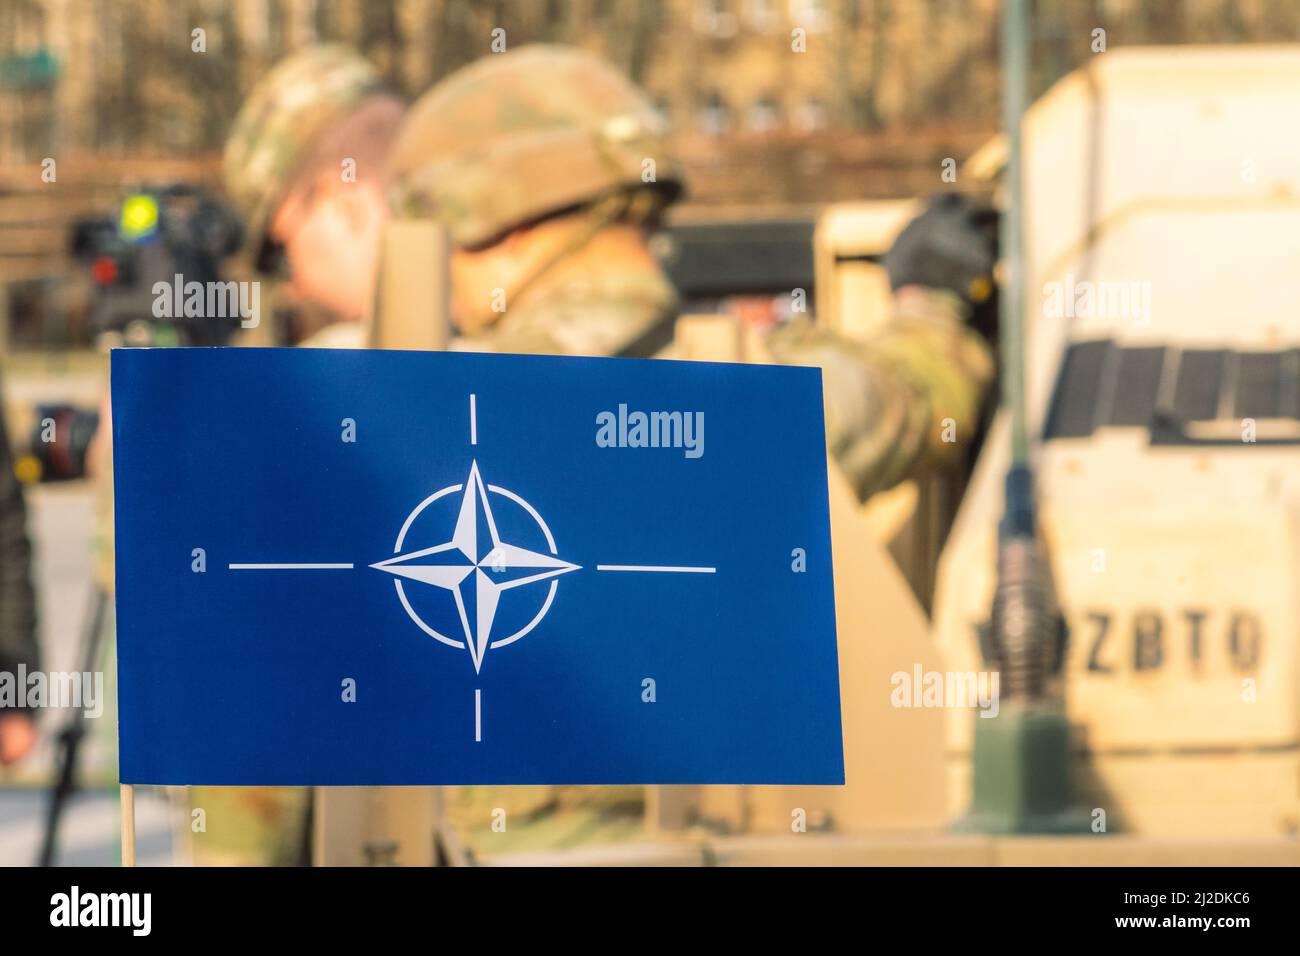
[934,46,1300,840]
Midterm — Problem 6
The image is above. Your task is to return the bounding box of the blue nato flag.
[111,347,843,786]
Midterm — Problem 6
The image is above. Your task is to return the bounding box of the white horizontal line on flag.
[595,565,716,573]
[228,563,355,570]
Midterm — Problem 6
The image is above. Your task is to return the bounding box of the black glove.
[885,193,999,304]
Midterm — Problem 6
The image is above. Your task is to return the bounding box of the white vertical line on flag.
[470,393,477,445]
[475,689,482,742]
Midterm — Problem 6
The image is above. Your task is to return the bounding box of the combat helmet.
[223,45,385,266]
[388,44,684,248]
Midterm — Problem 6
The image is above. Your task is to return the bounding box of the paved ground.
[0,787,174,867]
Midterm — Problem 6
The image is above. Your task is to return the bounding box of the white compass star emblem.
[231,394,714,741]
[370,461,580,673]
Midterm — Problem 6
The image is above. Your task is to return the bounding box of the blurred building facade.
[7,1,1300,193]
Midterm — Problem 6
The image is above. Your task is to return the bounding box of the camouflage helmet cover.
[389,44,684,248]
[222,45,384,256]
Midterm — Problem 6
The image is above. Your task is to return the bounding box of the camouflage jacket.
[767,287,995,500]
[450,264,678,359]
[451,270,990,500]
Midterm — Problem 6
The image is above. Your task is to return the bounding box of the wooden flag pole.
[311,219,451,867]
[120,783,136,867]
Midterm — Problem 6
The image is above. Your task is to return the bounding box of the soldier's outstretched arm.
[767,192,999,500]
[767,287,994,501]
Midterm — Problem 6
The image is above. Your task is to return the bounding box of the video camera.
[17,186,245,484]
[70,184,244,347]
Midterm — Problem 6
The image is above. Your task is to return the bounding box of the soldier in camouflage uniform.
[223,44,405,347]
[390,46,993,506]
[385,45,995,854]
[388,44,683,360]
